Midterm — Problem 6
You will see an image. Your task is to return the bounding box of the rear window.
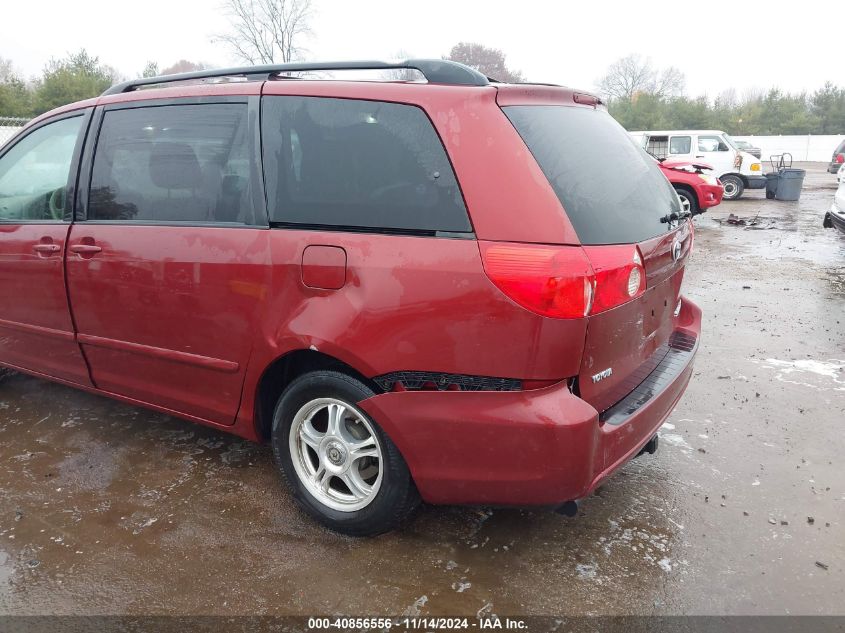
[261,96,471,234]
[504,106,680,245]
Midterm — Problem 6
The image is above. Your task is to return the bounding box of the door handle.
[695,155,705,158]
[70,244,102,256]
[33,244,61,254]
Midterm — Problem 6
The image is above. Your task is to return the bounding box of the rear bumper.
[829,162,843,174]
[744,174,767,189]
[359,298,702,507]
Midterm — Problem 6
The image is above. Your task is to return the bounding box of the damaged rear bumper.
[359,298,702,507]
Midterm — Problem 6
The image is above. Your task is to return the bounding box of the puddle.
[751,358,845,391]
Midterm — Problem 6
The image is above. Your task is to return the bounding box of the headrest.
[149,142,202,190]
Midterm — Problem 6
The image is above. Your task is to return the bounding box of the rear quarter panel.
[250,229,588,380]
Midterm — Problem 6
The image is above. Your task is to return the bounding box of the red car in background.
[659,159,723,216]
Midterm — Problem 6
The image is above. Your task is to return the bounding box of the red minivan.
[0,60,701,535]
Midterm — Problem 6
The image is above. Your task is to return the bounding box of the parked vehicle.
[657,158,723,215]
[632,129,765,200]
[0,60,701,535]
[823,164,845,234]
[732,139,762,159]
[828,139,845,174]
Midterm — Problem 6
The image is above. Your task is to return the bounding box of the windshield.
[504,105,681,245]
[723,134,740,151]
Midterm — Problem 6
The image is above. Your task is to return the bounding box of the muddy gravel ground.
[0,164,843,617]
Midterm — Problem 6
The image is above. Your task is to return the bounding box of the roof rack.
[102,59,491,96]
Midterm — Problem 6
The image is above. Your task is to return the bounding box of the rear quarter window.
[261,96,471,234]
[504,105,680,245]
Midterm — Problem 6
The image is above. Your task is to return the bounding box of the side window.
[0,116,83,222]
[88,103,254,225]
[669,136,691,155]
[698,135,728,152]
[261,96,471,234]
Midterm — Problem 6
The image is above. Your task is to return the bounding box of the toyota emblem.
[671,240,682,262]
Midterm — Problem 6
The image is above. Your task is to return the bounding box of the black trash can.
[765,172,779,199]
[774,168,806,201]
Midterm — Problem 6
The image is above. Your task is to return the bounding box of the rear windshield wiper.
[660,209,692,224]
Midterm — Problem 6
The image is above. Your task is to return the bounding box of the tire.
[271,370,420,536]
[674,186,700,216]
[0,367,13,383]
[721,174,744,200]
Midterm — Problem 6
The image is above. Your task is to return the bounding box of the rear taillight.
[479,242,594,319]
[837,153,844,164]
[582,245,647,314]
[480,242,649,319]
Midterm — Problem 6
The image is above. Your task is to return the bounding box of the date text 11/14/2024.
[307,617,529,630]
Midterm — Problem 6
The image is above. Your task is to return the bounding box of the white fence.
[732,134,844,163]
[0,127,24,145]
[0,117,29,146]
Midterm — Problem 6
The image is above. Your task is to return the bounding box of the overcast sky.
[2,0,838,97]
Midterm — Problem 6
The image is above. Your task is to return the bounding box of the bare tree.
[653,66,685,99]
[741,87,765,104]
[597,55,651,101]
[161,60,211,75]
[379,50,421,82]
[215,0,312,64]
[445,42,524,83]
[597,54,685,101]
[1,57,16,83]
[715,88,738,109]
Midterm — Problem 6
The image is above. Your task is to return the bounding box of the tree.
[597,54,685,101]
[0,57,32,117]
[1,57,18,83]
[445,42,524,83]
[653,66,686,100]
[665,96,712,129]
[34,50,118,114]
[0,80,31,118]
[141,61,160,78]
[215,0,313,64]
[160,60,210,75]
[608,93,668,131]
[811,82,845,134]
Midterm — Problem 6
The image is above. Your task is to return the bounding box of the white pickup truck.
[630,129,765,200]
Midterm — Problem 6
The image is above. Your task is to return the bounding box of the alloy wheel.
[288,397,383,512]
[678,193,692,214]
